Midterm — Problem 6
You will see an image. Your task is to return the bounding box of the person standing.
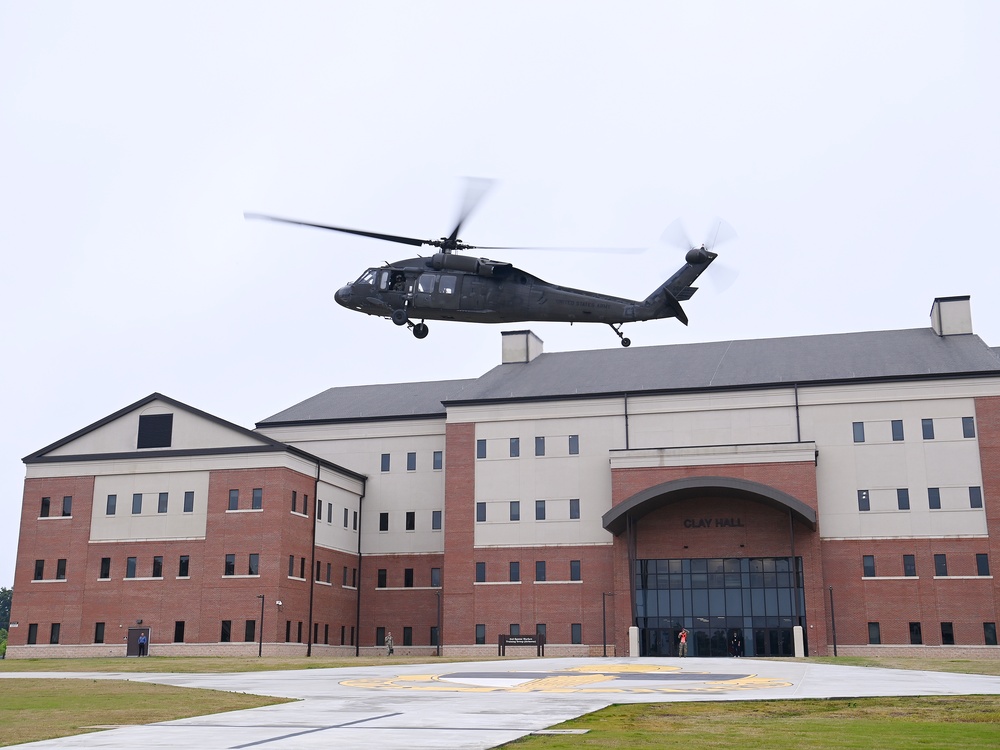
[137,632,147,657]
[678,628,688,657]
[385,631,394,656]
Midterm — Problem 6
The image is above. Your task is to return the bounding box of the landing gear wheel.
[412,322,429,339]
[391,309,408,326]
[621,337,631,347]
[609,323,631,347]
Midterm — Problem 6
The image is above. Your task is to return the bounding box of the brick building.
[8,295,1000,658]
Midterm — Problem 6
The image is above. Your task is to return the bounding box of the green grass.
[0,678,290,747]
[500,696,1000,749]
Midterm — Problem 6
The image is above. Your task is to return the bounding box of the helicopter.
[246,184,728,346]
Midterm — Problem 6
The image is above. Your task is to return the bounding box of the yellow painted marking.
[508,674,616,692]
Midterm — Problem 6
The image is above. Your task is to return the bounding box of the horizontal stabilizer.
[675,287,698,302]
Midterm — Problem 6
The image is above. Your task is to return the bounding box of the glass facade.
[635,556,805,657]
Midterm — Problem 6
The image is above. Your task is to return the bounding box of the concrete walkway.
[5,657,1000,749]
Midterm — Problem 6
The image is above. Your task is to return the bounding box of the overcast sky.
[2,2,998,587]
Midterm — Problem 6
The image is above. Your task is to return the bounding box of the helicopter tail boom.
[641,247,718,324]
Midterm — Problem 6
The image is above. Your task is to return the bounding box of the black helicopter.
[246,185,727,346]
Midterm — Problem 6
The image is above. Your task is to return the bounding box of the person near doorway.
[138,632,147,657]
[678,628,688,657]
[385,631,394,656]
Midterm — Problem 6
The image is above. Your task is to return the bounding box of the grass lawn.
[0,678,290,747]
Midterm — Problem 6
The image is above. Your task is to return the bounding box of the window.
[343,566,348,585]
[381,453,390,472]
[27,624,38,644]
[106,494,117,515]
[53,560,65,584]
[221,620,232,643]
[315,560,321,580]
[430,626,439,647]
[568,434,579,455]
[224,554,236,576]
[903,554,916,577]
[50,623,61,644]
[970,486,984,509]
[896,488,910,511]
[475,562,486,582]
[475,624,486,645]
[353,510,358,530]
[963,416,976,438]
[535,500,546,520]
[857,490,870,512]
[61,496,72,517]
[852,422,865,443]
[985,623,998,646]
[535,436,545,456]
[178,555,189,577]
[377,568,387,588]
[126,556,137,578]
[928,487,941,510]
[941,622,955,645]
[100,557,111,579]
[40,497,50,517]
[406,511,415,531]
[252,488,263,510]
[476,502,486,522]
[183,491,194,513]
[868,622,881,644]
[249,553,259,576]
[95,622,105,644]
[228,490,239,511]
[432,510,442,530]
[431,567,441,587]
[433,450,443,470]
[509,501,520,521]
[921,418,935,439]
[299,558,305,578]
[977,553,991,576]
[510,561,520,582]
[158,492,168,514]
[407,452,416,471]
[137,413,173,448]
[891,420,904,441]
[509,437,519,457]
[403,626,413,646]
[326,502,332,523]
[291,490,298,513]
[379,512,389,532]
[245,620,256,643]
[535,560,546,582]
[476,439,486,459]
[569,498,580,519]
[570,560,581,581]
[316,498,322,520]
[33,559,44,580]
[288,555,295,577]
[510,623,521,636]
[862,555,876,577]
[571,623,583,644]
[536,623,547,639]
[934,553,948,576]
[132,493,143,514]
[285,621,291,642]
[404,568,414,588]
[909,622,922,645]
[152,556,162,578]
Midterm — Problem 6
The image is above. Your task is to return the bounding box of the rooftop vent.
[930,296,973,337]
[502,330,544,364]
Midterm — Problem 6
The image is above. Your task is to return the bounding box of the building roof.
[259,328,1000,424]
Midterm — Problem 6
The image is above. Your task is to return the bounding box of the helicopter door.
[414,273,437,309]
[414,272,460,310]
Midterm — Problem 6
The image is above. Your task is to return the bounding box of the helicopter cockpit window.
[439,275,457,295]
[357,269,377,286]
[417,274,437,293]
[378,271,391,291]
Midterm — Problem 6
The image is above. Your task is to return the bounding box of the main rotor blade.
[445,177,494,247]
[473,244,645,254]
[244,212,427,247]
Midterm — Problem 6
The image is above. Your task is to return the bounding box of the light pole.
[256,594,265,658]
[602,592,614,657]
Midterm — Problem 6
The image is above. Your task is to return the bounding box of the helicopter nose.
[334,285,352,307]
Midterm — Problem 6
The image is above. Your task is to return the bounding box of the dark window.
[922,418,935,439]
[897,488,910,510]
[570,560,581,581]
[430,626,439,647]
[377,568,387,588]
[40,497,50,517]
[27,623,38,644]
[381,453,390,472]
[941,622,955,645]
[475,562,486,582]
[137,413,173,448]
[535,436,545,456]
[95,622,105,644]
[928,487,941,510]
[536,623,547,639]
[288,554,295,577]
[183,491,194,513]
[571,623,583,644]
[249,553,259,576]
[476,439,486,459]
[431,567,441,587]
[985,622,998,646]
[569,434,579,455]
[316,498,322,520]
[903,554,916,577]
[326,502,332,523]
[33,559,44,580]
[252,488,263,510]
[909,622,922,645]
[868,622,881,644]
[158,492,168,514]
[132,493,143,514]
[285,620,291,642]
[970,486,984,509]
[407,452,416,471]
[221,620,232,643]
[569,498,580,519]
[178,555,189,577]
[476,502,486,522]
[379,512,389,531]
[433,450,443,470]
[50,623,61,644]
[297,621,302,643]
[404,568,414,588]
[224,554,235,576]
[291,490,297,513]
[510,624,521,636]
[403,626,413,646]
[509,437,519,457]
[934,553,948,576]
[891,420,904,441]
[56,559,67,580]
[61,496,72,517]
[100,557,111,579]
[352,568,357,586]
[852,422,865,443]
[228,490,239,511]
[315,560,321,580]
[432,510,442,530]
[475,624,486,645]
[977,553,990,576]
[509,501,520,521]
[126,556,136,578]
[343,566,348,585]
[353,510,358,530]
[245,620,256,643]
[963,416,976,438]
[535,500,546,520]
[406,511,416,531]
[376,626,385,646]
[106,494,117,515]
[535,560,546,582]
[510,561,520,582]
[343,507,349,527]
[152,556,162,578]
[857,490,870,512]
[862,555,876,577]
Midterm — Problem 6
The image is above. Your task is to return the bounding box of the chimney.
[930,296,973,336]
[501,330,544,364]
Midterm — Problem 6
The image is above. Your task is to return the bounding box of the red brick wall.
[358,552,444,647]
[442,423,476,646]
